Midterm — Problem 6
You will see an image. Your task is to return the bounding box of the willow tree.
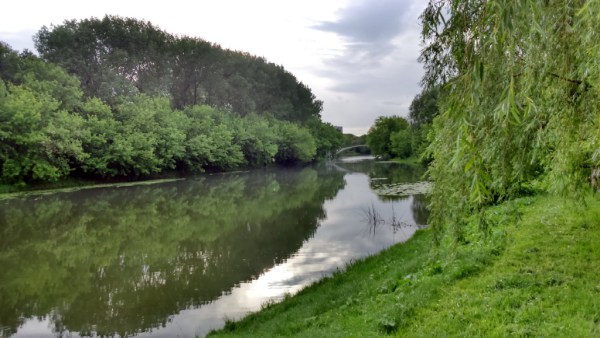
[420,0,600,242]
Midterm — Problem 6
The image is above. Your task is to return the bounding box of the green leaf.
[478,169,492,183]
[461,138,476,151]
[465,157,475,172]
[510,107,522,124]
[478,182,490,196]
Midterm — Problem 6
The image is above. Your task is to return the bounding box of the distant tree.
[342,133,367,147]
[169,36,221,108]
[35,16,169,104]
[306,118,343,160]
[390,129,412,159]
[34,16,323,122]
[366,115,409,157]
[0,42,21,84]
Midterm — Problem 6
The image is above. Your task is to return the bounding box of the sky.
[0,0,428,135]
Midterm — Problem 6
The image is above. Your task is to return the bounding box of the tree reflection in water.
[0,160,430,338]
[0,167,345,337]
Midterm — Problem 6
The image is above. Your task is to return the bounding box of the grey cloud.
[312,0,416,71]
[313,0,412,45]
[329,82,367,93]
[319,58,422,135]
[308,0,429,134]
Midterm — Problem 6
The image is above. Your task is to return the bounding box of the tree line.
[0,16,343,186]
[365,87,439,162]
[33,15,323,121]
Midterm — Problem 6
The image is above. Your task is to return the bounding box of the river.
[0,156,430,338]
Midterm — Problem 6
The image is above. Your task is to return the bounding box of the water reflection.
[0,158,430,338]
[411,194,431,227]
[335,157,428,201]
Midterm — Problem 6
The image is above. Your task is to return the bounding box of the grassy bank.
[208,194,600,337]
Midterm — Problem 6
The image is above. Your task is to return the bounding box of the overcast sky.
[0,0,428,135]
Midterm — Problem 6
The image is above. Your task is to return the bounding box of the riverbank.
[208,193,600,337]
[337,151,371,159]
[390,156,421,165]
[0,178,189,200]
[0,164,272,197]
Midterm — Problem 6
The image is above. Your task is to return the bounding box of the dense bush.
[0,41,342,186]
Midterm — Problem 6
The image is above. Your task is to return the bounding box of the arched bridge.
[336,145,369,154]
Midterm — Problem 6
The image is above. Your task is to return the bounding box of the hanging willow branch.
[419,0,600,243]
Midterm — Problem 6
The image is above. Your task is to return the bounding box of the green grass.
[208,194,600,337]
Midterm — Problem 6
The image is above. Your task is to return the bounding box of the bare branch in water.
[361,201,385,236]
[388,203,412,235]
[360,202,418,237]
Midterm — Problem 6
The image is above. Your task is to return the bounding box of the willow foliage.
[420,0,600,242]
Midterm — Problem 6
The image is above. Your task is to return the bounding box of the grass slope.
[208,194,600,337]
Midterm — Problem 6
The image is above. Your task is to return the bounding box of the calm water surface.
[0,156,430,338]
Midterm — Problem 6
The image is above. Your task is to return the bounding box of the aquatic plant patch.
[370,181,432,197]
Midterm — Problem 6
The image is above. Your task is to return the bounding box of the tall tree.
[34,16,324,122]
[0,42,21,84]
[35,16,170,104]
